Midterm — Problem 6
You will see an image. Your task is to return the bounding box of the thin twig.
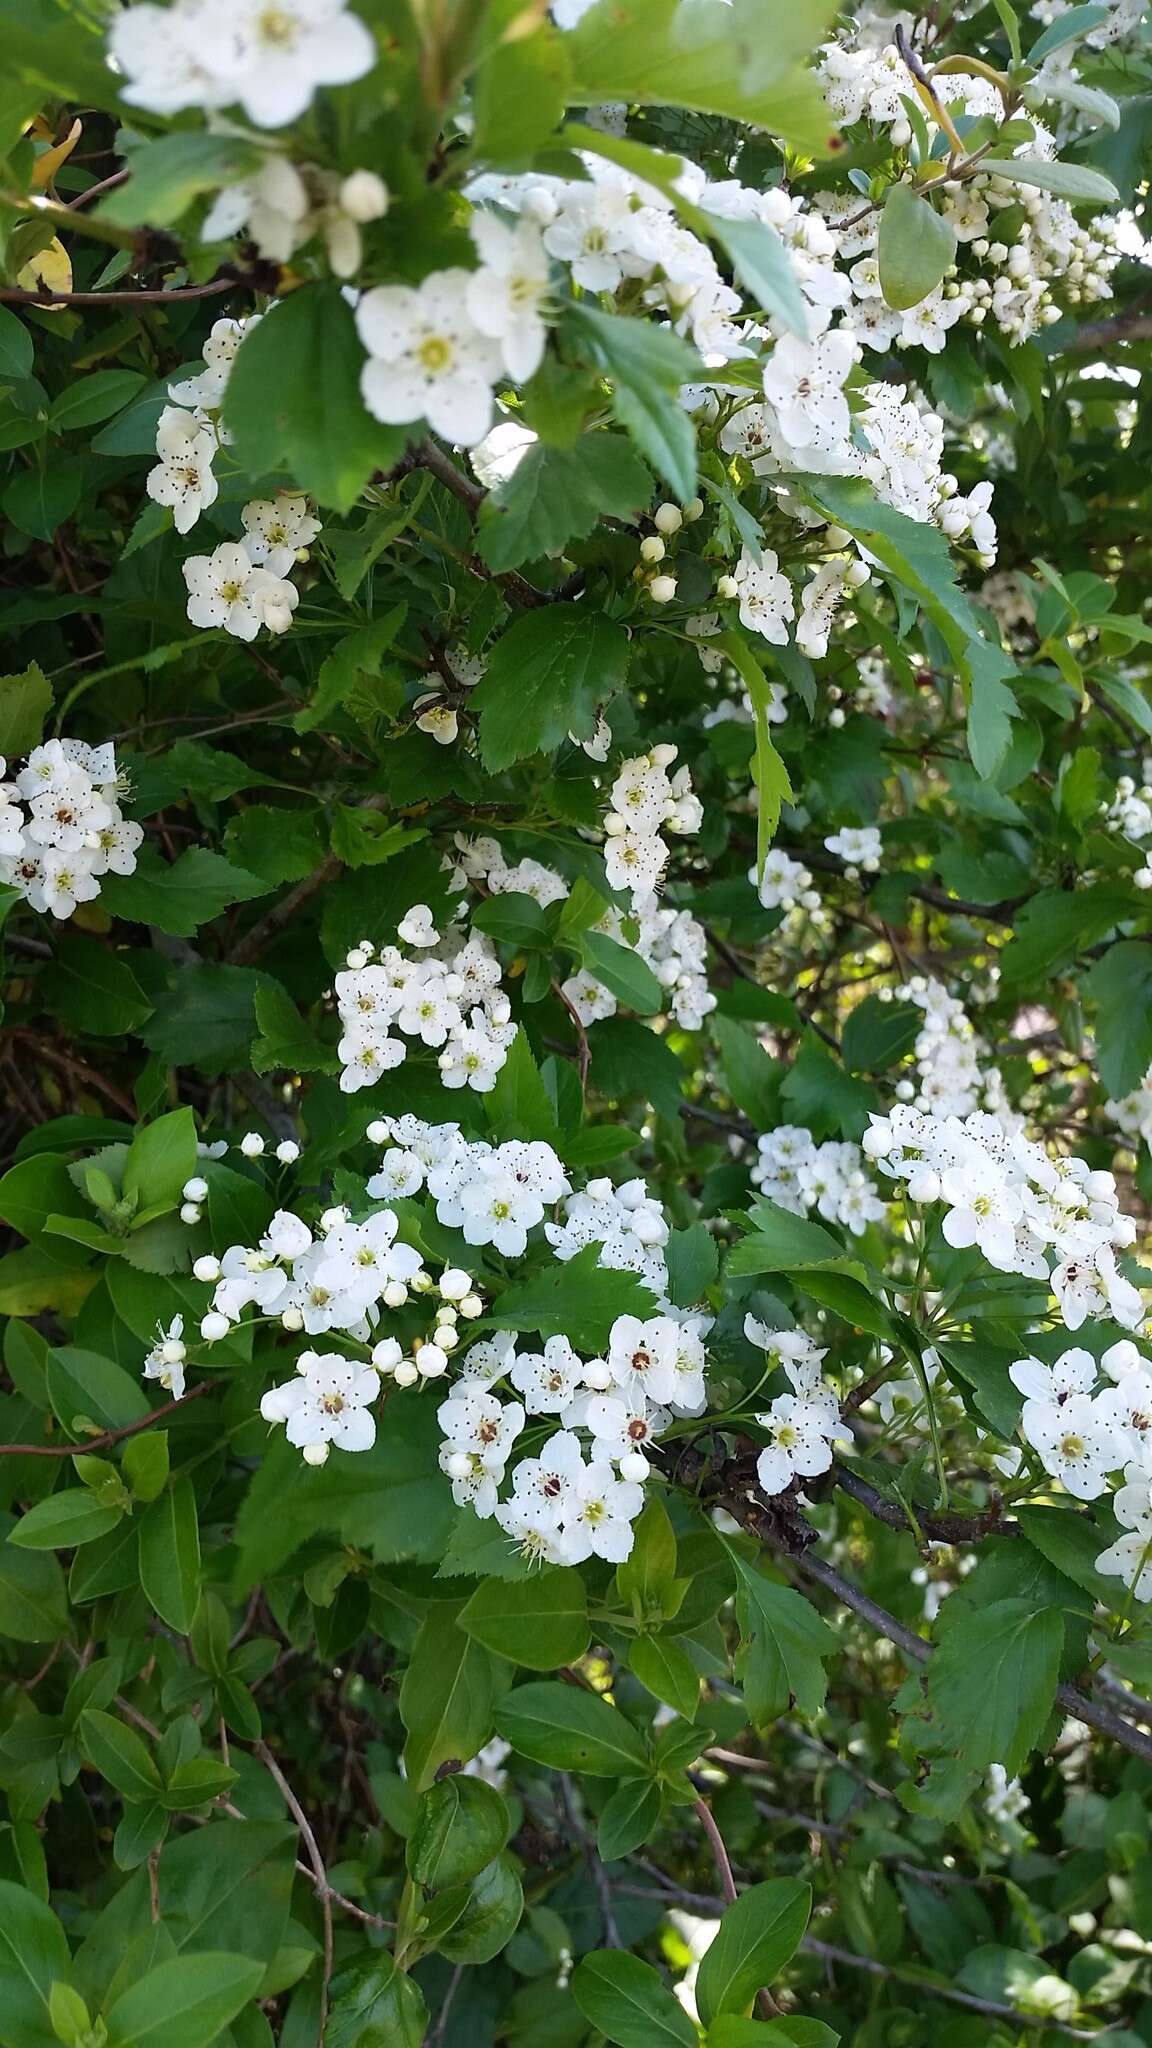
[0,1381,211,1458]
[691,1797,780,2018]
[255,1741,335,2042]
[0,278,238,307]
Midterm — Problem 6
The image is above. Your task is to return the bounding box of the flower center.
[417,333,454,374]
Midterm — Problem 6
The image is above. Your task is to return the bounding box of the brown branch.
[0,1381,211,1458]
[254,1741,335,2041]
[691,1796,780,2018]
[834,1465,1015,1544]
[1058,300,1152,355]
[802,1936,1101,2039]
[0,278,238,308]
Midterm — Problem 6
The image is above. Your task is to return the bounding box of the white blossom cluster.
[0,739,142,920]
[366,1115,570,1258]
[1106,1069,1152,1156]
[203,159,388,278]
[144,318,322,642]
[818,44,1123,343]
[743,1318,851,1498]
[864,1103,1145,1332]
[546,1176,674,1301]
[603,745,704,906]
[335,908,515,1095]
[1008,1338,1152,1604]
[194,1203,428,1346]
[107,0,377,129]
[751,1125,886,1238]
[893,977,1007,1121]
[1103,776,1152,889]
[750,848,825,926]
[437,1298,711,1566]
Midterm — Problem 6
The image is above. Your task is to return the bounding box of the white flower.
[824,825,882,871]
[761,329,857,450]
[938,1157,1023,1270]
[416,703,459,745]
[467,213,550,381]
[146,407,218,534]
[606,1315,683,1406]
[183,543,298,641]
[143,1316,187,1398]
[1019,1390,1126,1501]
[202,157,310,263]
[112,0,378,128]
[260,1349,379,1465]
[356,271,504,446]
[732,548,795,645]
[755,1392,847,1495]
[511,1337,585,1414]
[1009,1348,1097,1405]
[241,495,321,576]
[559,1461,645,1564]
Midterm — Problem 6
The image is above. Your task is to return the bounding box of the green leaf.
[123,1108,198,1214]
[435,1853,524,1964]
[720,633,794,875]
[0,661,52,755]
[474,605,630,772]
[407,1775,510,1890]
[101,849,268,940]
[0,1542,67,1643]
[597,1777,664,1863]
[725,1548,838,1725]
[630,1634,700,1720]
[840,997,921,1074]
[140,966,266,1071]
[478,436,652,572]
[224,805,326,885]
[400,1602,506,1792]
[566,301,701,498]
[726,1200,846,1276]
[223,284,408,514]
[471,0,571,163]
[327,1956,428,2048]
[251,982,336,1076]
[138,1480,201,1634]
[616,1497,679,1617]
[1000,887,1137,986]
[664,1222,719,1307]
[122,1430,170,1505]
[1027,1,1109,58]
[712,1015,782,1125]
[701,210,808,338]
[100,133,263,229]
[40,937,153,1038]
[565,0,841,151]
[103,1953,264,2048]
[294,605,407,736]
[0,305,33,382]
[46,1348,150,1436]
[579,932,663,1015]
[460,1568,590,1670]
[4,460,83,541]
[46,371,147,433]
[490,1241,658,1351]
[709,2019,839,2046]
[695,1880,812,2026]
[0,1877,71,2046]
[1084,942,1152,1098]
[927,1597,1062,1776]
[10,1490,124,1550]
[979,154,1118,201]
[80,1709,162,1803]
[484,1028,561,1145]
[877,184,957,310]
[495,1680,648,1775]
[1017,1505,1121,1609]
[572,1951,696,2048]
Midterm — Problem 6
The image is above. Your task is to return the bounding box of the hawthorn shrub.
[2,0,1152,2043]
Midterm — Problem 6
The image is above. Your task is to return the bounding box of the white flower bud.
[200,1312,231,1343]
[302,1442,330,1467]
[432,1325,458,1353]
[321,1207,347,1233]
[584,1360,614,1391]
[640,535,666,564]
[458,1293,484,1319]
[281,1307,305,1331]
[383,1281,409,1307]
[372,1338,403,1371]
[239,1132,265,1158]
[648,574,677,604]
[682,496,704,522]
[439,1267,473,1300]
[183,1176,209,1202]
[275,1140,301,1164]
[446,1451,473,1479]
[416,1343,448,1378]
[620,1450,650,1481]
[716,573,739,599]
[824,525,852,548]
[654,503,683,535]
[829,707,846,728]
[366,1120,389,1144]
[393,1361,420,1388]
[193,1255,221,1283]
[180,1203,202,1225]
[339,169,389,222]
[160,1340,186,1366]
